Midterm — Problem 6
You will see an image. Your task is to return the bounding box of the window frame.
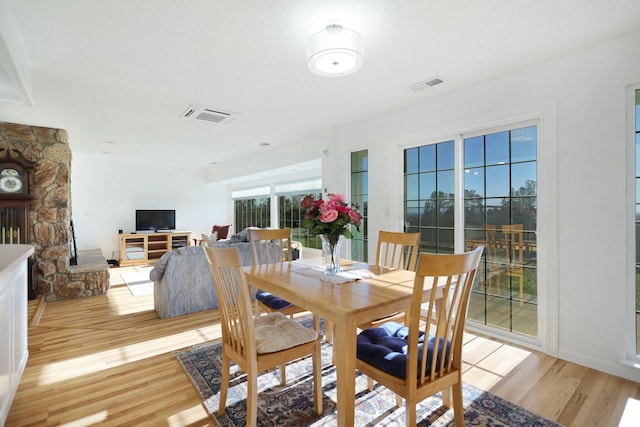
[231,177,323,247]
[277,190,322,249]
[625,83,640,365]
[233,196,271,231]
[398,115,557,354]
[350,149,368,262]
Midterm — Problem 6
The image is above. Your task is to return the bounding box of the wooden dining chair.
[484,224,500,294]
[248,228,322,345]
[502,224,525,306]
[203,246,323,424]
[357,230,421,330]
[355,246,484,426]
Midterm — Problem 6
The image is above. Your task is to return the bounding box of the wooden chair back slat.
[203,245,324,423]
[357,230,422,330]
[356,246,483,426]
[410,247,483,385]
[248,228,292,265]
[203,246,256,359]
[376,230,421,271]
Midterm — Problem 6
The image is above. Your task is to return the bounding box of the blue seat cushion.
[356,321,450,379]
[255,289,293,310]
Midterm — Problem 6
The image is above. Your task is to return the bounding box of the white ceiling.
[1,0,640,173]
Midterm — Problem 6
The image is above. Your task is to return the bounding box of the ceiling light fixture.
[307,23,364,77]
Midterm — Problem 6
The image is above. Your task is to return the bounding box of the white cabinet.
[0,244,33,426]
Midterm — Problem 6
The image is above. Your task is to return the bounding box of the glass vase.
[320,234,344,274]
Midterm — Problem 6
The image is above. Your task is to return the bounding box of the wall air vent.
[408,76,446,93]
[180,104,236,125]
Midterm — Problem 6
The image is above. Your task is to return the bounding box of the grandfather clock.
[0,148,34,244]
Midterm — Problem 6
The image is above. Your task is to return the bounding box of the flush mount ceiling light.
[306,24,364,77]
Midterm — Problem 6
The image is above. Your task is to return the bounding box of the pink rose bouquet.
[300,193,362,239]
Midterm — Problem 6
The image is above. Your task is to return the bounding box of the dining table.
[244,257,437,427]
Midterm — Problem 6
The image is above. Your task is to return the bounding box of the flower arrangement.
[300,193,362,239]
[300,193,363,273]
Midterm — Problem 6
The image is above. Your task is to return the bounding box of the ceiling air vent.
[408,76,446,93]
[180,104,236,125]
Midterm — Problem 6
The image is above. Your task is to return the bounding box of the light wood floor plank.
[7,266,640,426]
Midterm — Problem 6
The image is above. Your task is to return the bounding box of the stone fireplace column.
[0,122,109,300]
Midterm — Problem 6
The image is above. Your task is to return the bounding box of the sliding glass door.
[404,123,538,338]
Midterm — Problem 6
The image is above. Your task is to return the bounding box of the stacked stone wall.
[0,122,109,300]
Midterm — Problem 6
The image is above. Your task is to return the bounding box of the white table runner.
[291,263,375,284]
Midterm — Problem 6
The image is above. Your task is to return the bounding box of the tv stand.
[119,231,191,266]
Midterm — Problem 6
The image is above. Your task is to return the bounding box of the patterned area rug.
[174,334,562,426]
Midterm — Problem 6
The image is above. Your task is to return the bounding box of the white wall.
[71,154,229,260]
[71,28,640,381]
[210,29,640,381]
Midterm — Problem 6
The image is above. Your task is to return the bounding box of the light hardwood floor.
[7,266,640,426]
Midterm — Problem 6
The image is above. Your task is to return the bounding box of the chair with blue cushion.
[358,230,421,330]
[248,228,321,376]
[355,246,484,427]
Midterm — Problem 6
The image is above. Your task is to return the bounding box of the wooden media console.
[119,231,191,266]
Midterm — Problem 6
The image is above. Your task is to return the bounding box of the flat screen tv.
[135,209,176,232]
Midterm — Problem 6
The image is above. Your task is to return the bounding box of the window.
[404,141,455,254]
[464,126,538,336]
[232,186,271,231]
[272,178,322,248]
[634,88,640,355]
[404,123,538,339]
[278,191,321,249]
[351,150,368,262]
[232,179,322,245]
[233,197,270,231]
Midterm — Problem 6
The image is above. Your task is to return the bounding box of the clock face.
[0,169,23,193]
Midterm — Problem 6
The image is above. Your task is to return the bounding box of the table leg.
[333,315,357,427]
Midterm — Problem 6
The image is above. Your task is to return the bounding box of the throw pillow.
[230,226,260,243]
[212,224,231,240]
[201,232,218,246]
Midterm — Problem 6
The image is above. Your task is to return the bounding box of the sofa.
[150,242,254,318]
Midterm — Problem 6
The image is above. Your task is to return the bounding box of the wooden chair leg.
[279,363,286,386]
[218,354,230,416]
[442,386,452,408]
[518,271,524,306]
[405,399,417,426]
[312,340,323,415]
[247,371,258,427]
[332,332,336,366]
[452,382,465,427]
[367,376,374,391]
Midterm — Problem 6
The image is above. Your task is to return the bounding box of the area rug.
[175,336,562,426]
[120,270,154,296]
